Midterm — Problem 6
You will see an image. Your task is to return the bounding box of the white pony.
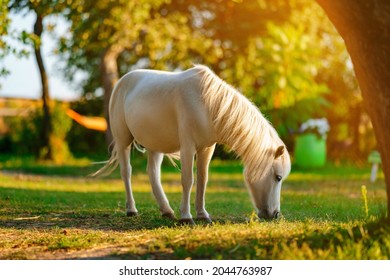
[96,65,291,224]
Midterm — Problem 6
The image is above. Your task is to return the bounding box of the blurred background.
[0,0,377,168]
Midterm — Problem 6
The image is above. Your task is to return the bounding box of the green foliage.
[3,102,73,163]
[172,0,291,52]
[9,0,65,15]
[7,0,67,53]
[260,22,329,109]
[5,112,42,156]
[0,0,11,83]
[8,0,69,54]
[39,103,73,164]
[222,21,330,137]
[51,103,72,138]
[0,0,9,44]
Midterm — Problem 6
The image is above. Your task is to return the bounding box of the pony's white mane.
[195,65,285,182]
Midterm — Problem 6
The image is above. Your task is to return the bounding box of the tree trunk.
[100,46,123,145]
[316,0,390,219]
[33,13,52,160]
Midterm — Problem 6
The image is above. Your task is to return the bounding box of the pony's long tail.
[165,152,181,170]
[129,141,180,169]
[91,142,120,177]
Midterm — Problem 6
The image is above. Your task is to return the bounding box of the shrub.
[2,101,73,164]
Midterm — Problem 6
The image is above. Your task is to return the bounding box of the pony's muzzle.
[258,209,281,220]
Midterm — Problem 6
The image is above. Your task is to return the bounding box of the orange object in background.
[66,109,107,132]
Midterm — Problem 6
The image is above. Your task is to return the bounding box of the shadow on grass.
[0,186,253,232]
[0,188,168,231]
[71,216,390,260]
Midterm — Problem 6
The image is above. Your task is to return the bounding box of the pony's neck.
[217,106,278,182]
[198,66,279,181]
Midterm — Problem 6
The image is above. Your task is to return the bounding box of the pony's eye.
[275,175,282,182]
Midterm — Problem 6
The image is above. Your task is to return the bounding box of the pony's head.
[244,145,291,220]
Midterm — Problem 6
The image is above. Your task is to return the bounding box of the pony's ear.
[275,145,285,159]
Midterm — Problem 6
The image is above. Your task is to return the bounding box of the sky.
[0,12,81,101]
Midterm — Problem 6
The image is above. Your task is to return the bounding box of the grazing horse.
[95,65,291,224]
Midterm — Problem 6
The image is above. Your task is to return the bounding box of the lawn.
[0,154,389,259]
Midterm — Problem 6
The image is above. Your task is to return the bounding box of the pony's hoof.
[162,212,176,220]
[179,218,195,226]
[127,211,138,217]
[196,217,213,224]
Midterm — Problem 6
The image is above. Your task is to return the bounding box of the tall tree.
[316,0,390,217]
[9,0,64,160]
[33,11,52,159]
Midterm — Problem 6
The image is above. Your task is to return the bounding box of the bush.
[2,101,73,164]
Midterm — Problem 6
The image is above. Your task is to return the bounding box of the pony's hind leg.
[179,146,196,225]
[147,151,175,219]
[117,143,138,216]
[196,144,216,223]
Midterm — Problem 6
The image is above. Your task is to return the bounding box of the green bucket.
[294,133,326,168]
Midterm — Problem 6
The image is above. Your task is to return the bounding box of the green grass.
[0,154,389,259]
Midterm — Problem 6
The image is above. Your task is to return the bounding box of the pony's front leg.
[118,146,138,216]
[147,151,175,219]
[196,144,216,223]
[179,147,196,225]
